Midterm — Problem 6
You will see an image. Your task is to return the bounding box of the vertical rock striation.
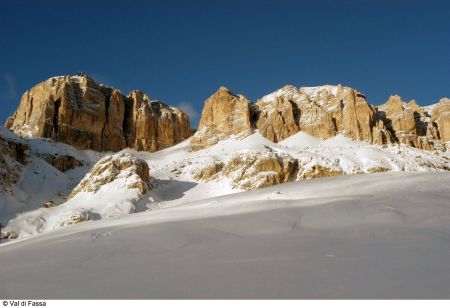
[190,84,449,151]
[5,75,191,152]
[190,86,254,150]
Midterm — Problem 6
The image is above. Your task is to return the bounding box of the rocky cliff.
[190,85,449,151]
[5,75,191,152]
[0,133,30,192]
[190,86,254,150]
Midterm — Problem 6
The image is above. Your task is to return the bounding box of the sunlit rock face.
[69,153,151,199]
[5,75,191,152]
[189,86,254,151]
[190,84,448,151]
[0,134,30,192]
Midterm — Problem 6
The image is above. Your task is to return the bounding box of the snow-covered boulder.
[192,147,299,190]
[3,153,153,239]
[69,153,151,198]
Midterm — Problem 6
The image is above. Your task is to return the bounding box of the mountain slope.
[3,126,449,239]
[190,85,450,151]
[1,172,450,299]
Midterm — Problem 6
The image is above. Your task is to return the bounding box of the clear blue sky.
[1,0,449,127]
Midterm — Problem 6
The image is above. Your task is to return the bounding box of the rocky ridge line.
[5,75,191,152]
[190,85,450,151]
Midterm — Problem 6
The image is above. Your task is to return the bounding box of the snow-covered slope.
[1,127,450,240]
[1,172,450,298]
[0,127,101,223]
[4,153,152,238]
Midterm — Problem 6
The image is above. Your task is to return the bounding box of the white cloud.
[3,73,17,99]
[176,102,201,127]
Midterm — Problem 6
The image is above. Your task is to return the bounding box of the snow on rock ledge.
[69,153,151,198]
[3,153,152,239]
[192,148,298,190]
[190,133,450,191]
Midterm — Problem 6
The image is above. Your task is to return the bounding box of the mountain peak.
[5,75,191,152]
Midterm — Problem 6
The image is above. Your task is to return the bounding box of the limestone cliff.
[190,86,254,150]
[190,85,449,151]
[0,134,30,192]
[5,75,191,152]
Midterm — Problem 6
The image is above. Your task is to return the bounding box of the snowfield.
[1,172,450,298]
[1,127,450,298]
[1,128,450,238]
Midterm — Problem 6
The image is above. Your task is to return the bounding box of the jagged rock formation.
[124,91,191,151]
[190,147,347,191]
[190,85,449,151]
[69,153,151,199]
[297,164,343,180]
[431,98,450,144]
[190,87,254,150]
[0,134,29,192]
[5,75,191,152]
[256,85,380,143]
[39,154,83,172]
[192,148,298,190]
[58,212,91,227]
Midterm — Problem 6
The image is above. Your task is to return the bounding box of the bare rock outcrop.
[69,153,151,198]
[192,148,299,190]
[124,91,191,151]
[191,84,448,151]
[256,85,378,143]
[255,86,300,142]
[189,87,254,151]
[432,98,450,145]
[39,154,83,172]
[375,95,448,150]
[0,134,30,192]
[297,164,343,180]
[5,75,191,152]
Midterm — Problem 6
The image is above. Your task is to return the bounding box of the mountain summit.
[5,75,191,152]
[190,85,450,151]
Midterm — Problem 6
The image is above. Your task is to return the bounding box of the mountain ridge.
[5,74,191,152]
[190,84,449,151]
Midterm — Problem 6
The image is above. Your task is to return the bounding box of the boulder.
[69,153,151,198]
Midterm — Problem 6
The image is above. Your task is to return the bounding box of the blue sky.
[1,0,449,127]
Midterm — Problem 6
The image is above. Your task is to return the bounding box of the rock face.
[190,84,449,151]
[192,148,299,190]
[432,98,450,145]
[190,87,254,150]
[124,91,191,151]
[0,134,30,192]
[39,154,83,172]
[256,85,379,143]
[69,153,151,199]
[5,75,191,152]
[376,95,435,150]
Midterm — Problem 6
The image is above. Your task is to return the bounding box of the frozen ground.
[1,172,450,299]
[2,128,450,238]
